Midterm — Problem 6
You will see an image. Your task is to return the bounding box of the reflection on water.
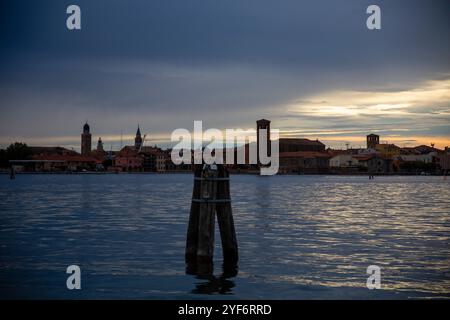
[0,174,449,299]
[187,262,238,295]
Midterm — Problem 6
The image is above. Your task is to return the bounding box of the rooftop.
[279,151,331,158]
[279,138,325,146]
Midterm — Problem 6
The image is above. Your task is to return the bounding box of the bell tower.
[97,137,104,152]
[135,125,143,150]
[367,134,380,149]
[81,122,92,155]
[256,119,271,164]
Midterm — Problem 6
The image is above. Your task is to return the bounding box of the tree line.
[0,142,32,167]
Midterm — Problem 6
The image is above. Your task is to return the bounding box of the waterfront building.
[366,134,402,157]
[164,151,179,171]
[345,147,379,155]
[375,143,401,158]
[439,148,450,173]
[30,154,98,172]
[398,152,438,164]
[329,154,359,168]
[278,151,331,174]
[256,119,326,154]
[255,119,329,174]
[114,146,144,172]
[140,146,163,172]
[30,146,78,157]
[279,138,326,153]
[413,145,442,154]
[399,147,421,155]
[156,153,166,172]
[353,154,393,174]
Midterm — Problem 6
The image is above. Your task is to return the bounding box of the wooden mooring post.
[185,164,238,273]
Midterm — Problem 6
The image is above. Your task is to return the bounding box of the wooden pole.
[185,165,203,262]
[185,164,238,272]
[216,165,238,264]
[196,165,218,263]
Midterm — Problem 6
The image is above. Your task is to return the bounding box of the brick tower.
[81,122,92,155]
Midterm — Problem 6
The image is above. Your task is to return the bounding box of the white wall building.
[330,154,359,167]
[399,152,437,163]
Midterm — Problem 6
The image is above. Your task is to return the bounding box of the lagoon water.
[0,174,449,299]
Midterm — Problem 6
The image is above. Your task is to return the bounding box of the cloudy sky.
[0,0,449,151]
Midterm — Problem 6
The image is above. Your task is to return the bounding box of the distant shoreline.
[1,171,447,176]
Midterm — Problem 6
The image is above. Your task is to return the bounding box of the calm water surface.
[0,174,449,299]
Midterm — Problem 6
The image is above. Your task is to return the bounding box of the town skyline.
[1,118,448,153]
[3,118,448,176]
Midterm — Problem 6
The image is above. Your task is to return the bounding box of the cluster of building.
[247,119,449,175]
[277,130,450,175]
[257,119,450,175]
[6,119,450,175]
[23,122,191,173]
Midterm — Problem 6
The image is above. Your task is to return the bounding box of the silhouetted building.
[279,151,331,174]
[367,134,379,149]
[31,154,98,172]
[97,137,104,152]
[440,147,450,173]
[256,119,271,164]
[375,143,401,157]
[256,119,326,156]
[413,145,442,154]
[279,138,325,152]
[140,146,162,172]
[353,154,393,174]
[114,146,144,172]
[30,146,78,157]
[135,125,143,150]
[81,122,92,155]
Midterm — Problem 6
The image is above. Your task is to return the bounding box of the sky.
[0,0,449,151]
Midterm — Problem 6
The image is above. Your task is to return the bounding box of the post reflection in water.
[186,261,238,295]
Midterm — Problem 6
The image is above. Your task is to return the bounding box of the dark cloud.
[0,0,449,149]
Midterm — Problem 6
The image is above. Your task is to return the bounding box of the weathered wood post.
[196,164,218,263]
[216,165,238,264]
[186,164,238,272]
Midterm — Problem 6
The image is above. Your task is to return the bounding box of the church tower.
[256,119,271,164]
[367,134,380,149]
[81,122,92,155]
[97,137,104,152]
[134,125,143,150]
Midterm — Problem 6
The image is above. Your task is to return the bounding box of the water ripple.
[0,174,449,298]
